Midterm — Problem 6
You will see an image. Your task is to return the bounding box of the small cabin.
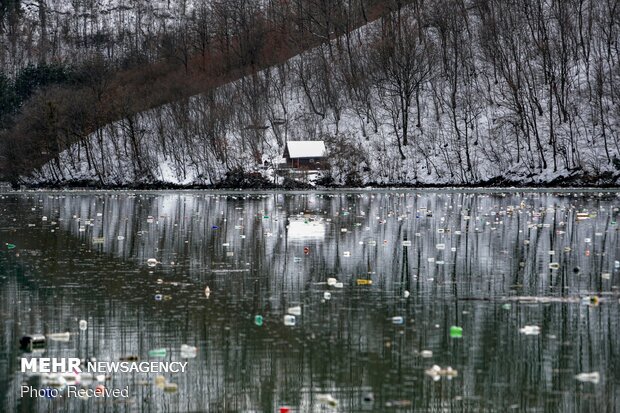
[283,141,327,169]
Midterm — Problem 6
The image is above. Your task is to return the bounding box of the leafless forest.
[0,0,619,186]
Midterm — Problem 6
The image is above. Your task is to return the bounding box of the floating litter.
[47,332,71,342]
[316,394,338,407]
[519,325,541,335]
[391,316,404,325]
[575,372,600,384]
[148,348,167,358]
[287,306,302,316]
[425,365,458,381]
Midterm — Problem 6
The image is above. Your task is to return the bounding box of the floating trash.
[204,286,211,298]
[79,320,88,331]
[549,262,560,270]
[356,279,373,285]
[284,315,296,326]
[602,273,611,280]
[575,372,600,384]
[163,382,178,393]
[402,240,412,247]
[154,375,166,388]
[323,292,331,300]
[385,400,412,407]
[420,350,433,358]
[47,332,71,342]
[6,243,15,250]
[519,325,541,335]
[254,315,263,326]
[327,277,337,286]
[582,296,599,306]
[147,258,158,267]
[436,243,445,250]
[20,334,46,351]
[362,392,374,403]
[343,251,351,257]
[180,344,197,358]
[334,282,344,289]
[425,365,458,381]
[316,393,338,408]
[391,316,404,325]
[287,306,302,316]
[148,348,167,358]
[403,290,410,298]
[450,326,463,338]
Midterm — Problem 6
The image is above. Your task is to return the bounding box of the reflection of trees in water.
[0,191,618,411]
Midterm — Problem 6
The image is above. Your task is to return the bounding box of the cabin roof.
[285,141,326,159]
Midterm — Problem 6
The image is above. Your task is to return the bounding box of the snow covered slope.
[29,5,620,187]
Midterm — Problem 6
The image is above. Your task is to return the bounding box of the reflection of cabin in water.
[282,141,327,169]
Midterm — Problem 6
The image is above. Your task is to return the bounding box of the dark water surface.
[0,190,619,412]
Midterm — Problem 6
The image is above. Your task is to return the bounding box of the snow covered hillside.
[29,2,620,187]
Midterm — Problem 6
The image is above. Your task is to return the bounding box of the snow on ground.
[29,11,620,187]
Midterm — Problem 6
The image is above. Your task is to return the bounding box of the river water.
[0,190,618,412]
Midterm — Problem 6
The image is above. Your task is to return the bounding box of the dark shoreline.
[12,172,620,191]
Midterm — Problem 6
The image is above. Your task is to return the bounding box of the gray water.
[0,190,619,412]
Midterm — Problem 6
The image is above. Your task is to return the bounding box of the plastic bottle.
[391,316,404,325]
[148,348,167,358]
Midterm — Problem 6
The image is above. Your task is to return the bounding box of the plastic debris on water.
[575,372,600,384]
[425,365,458,381]
[519,325,541,335]
[316,394,338,408]
[47,332,71,342]
[420,350,433,358]
[391,316,404,325]
[287,306,302,316]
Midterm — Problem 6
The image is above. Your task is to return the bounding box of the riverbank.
[9,169,620,191]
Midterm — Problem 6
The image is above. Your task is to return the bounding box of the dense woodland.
[0,0,619,186]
